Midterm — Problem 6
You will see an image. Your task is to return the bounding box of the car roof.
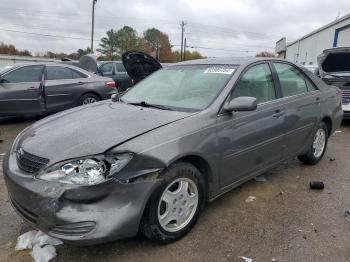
[1,62,93,75]
[171,57,288,66]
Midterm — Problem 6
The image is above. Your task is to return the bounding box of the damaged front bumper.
[3,152,161,245]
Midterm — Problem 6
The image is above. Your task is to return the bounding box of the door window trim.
[218,61,279,115]
[271,61,320,99]
[1,65,45,83]
[45,65,89,81]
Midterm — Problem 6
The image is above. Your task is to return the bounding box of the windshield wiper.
[127,101,173,111]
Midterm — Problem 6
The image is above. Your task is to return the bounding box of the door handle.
[27,86,37,90]
[77,82,85,85]
[315,97,321,104]
[273,109,285,118]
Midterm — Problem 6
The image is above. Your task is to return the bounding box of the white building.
[276,13,350,65]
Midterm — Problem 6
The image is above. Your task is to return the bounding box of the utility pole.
[91,0,97,53]
[183,38,187,61]
[180,21,186,61]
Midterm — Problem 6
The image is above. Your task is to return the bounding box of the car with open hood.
[3,53,343,245]
[0,55,116,116]
[318,47,350,119]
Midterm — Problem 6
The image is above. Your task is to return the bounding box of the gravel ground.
[0,117,350,262]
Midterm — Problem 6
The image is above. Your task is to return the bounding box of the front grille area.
[342,90,350,104]
[11,198,38,224]
[16,148,49,173]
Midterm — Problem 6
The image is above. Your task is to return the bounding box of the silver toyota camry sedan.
[3,53,343,245]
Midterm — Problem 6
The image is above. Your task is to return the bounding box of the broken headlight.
[36,153,133,185]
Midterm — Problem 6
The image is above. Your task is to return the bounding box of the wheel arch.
[171,154,213,199]
[321,116,332,137]
[80,91,102,100]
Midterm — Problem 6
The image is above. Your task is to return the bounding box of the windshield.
[121,65,236,111]
[0,65,15,74]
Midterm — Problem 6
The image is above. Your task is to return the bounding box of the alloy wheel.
[157,178,199,233]
[82,97,97,104]
[313,128,326,158]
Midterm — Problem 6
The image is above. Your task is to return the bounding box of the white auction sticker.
[204,67,235,74]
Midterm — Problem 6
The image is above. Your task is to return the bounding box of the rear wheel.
[298,122,328,165]
[79,93,100,105]
[141,162,205,243]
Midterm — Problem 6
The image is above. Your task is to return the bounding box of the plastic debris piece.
[345,210,350,223]
[16,230,62,251]
[15,230,37,250]
[335,130,342,133]
[16,230,62,262]
[239,256,253,262]
[254,176,267,182]
[309,181,324,190]
[329,158,336,162]
[245,196,256,203]
[34,231,63,247]
[31,244,57,262]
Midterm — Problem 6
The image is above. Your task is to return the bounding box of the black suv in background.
[98,61,133,93]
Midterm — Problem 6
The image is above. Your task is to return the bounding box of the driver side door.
[0,65,44,115]
[217,62,288,188]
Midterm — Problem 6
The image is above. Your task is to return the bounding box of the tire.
[78,93,100,105]
[140,162,206,244]
[297,122,328,165]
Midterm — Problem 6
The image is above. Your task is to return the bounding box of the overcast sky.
[1,0,350,57]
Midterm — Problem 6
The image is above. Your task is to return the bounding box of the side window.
[231,63,276,103]
[71,69,88,79]
[116,63,126,72]
[99,63,113,74]
[273,63,308,97]
[305,77,317,91]
[46,66,73,80]
[2,65,43,83]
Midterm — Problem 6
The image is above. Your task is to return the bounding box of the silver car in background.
[0,62,116,116]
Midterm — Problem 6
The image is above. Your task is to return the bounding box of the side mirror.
[224,96,257,112]
[111,93,120,102]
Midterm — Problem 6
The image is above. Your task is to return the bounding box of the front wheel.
[298,122,328,165]
[140,162,206,243]
[79,93,100,105]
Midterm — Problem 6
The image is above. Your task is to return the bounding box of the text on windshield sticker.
[204,68,235,74]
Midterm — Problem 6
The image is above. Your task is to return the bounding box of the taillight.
[105,81,117,89]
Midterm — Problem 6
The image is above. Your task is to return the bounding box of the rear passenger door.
[217,63,287,187]
[44,66,88,112]
[272,62,320,157]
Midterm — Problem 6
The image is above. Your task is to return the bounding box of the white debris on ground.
[335,130,342,133]
[15,230,63,262]
[239,255,253,262]
[254,176,267,182]
[245,196,256,203]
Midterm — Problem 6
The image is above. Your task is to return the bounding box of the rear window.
[116,63,126,72]
[46,66,72,80]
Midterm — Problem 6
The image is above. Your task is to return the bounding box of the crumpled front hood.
[16,101,195,164]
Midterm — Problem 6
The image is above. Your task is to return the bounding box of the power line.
[0,28,100,42]
[172,44,259,53]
